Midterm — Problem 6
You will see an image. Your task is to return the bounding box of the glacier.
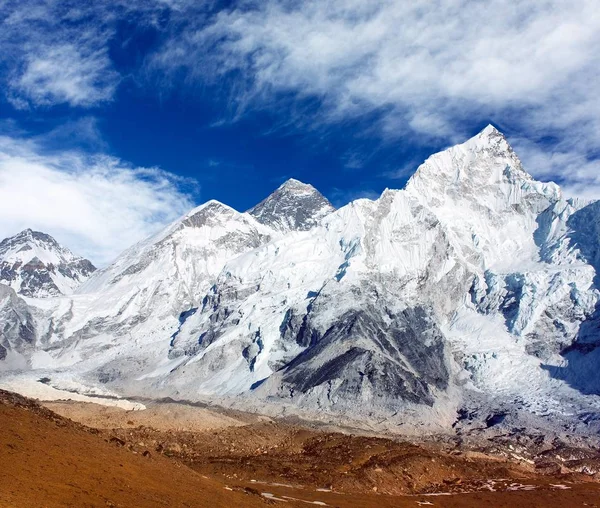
[1,125,600,437]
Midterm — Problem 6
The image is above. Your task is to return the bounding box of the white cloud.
[0,1,121,108]
[0,135,195,265]
[154,1,599,119]
[38,117,108,152]
[11,44,118,108]
[150,0,600,196]
[0,0,188,108]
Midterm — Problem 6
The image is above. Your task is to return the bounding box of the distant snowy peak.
[0,229,96,298]
[248,178,335,232]
[180,200,237,228]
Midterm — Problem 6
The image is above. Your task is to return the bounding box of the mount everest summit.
[1,125,600,434]
[248,177,335,232]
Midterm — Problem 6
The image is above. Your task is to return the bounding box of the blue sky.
[0,0,599,264]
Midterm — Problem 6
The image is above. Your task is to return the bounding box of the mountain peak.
[248,179,335,232]
[277,178,315,192]
[184,199,236,219]
[405,124,533,194]
[11,228,62,249]
[463,124,514,153]
[0,229,96,297]
[402,124,563,217]
[480,123,502,137]
[1,229,63,257]
[178,200,239,230]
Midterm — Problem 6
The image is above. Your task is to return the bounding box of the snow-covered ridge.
[0,229,95,297]
[3,125,600,437]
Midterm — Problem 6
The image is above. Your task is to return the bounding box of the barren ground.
[2,392,599,507]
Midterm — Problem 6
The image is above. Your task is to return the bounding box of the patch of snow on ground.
[0,374,145,410]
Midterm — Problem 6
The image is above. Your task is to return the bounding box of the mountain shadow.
[541,200,600,394]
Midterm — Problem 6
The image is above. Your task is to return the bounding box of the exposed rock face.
[248,178,335,232]
[0,284,37,368]
[272,306,449,407]
[0,229,95,297]
[5,125,600,436]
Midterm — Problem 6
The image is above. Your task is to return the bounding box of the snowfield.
[1,125,600,436]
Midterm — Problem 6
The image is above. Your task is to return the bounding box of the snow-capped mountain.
[0,229,96,298]
[248,178,335,232]
[3,125,600,436]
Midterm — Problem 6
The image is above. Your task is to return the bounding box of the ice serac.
[6,125,600,436]
[248,178,335,232]
[0,229,96,298]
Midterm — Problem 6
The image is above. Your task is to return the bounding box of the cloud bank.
[0,134,195,265]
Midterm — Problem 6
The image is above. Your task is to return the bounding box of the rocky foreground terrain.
[2,389,599,507]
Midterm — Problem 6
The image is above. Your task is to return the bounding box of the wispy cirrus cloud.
[149,0,600,195]
[0,132,196,265]
[150,1,599,128]
[1,0,599,198]
[0,1,120,108]
[10,44,118,109]
[0,0,207,109]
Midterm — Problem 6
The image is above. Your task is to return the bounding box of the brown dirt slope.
[3,392,600,508]
[0,390,266,508]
